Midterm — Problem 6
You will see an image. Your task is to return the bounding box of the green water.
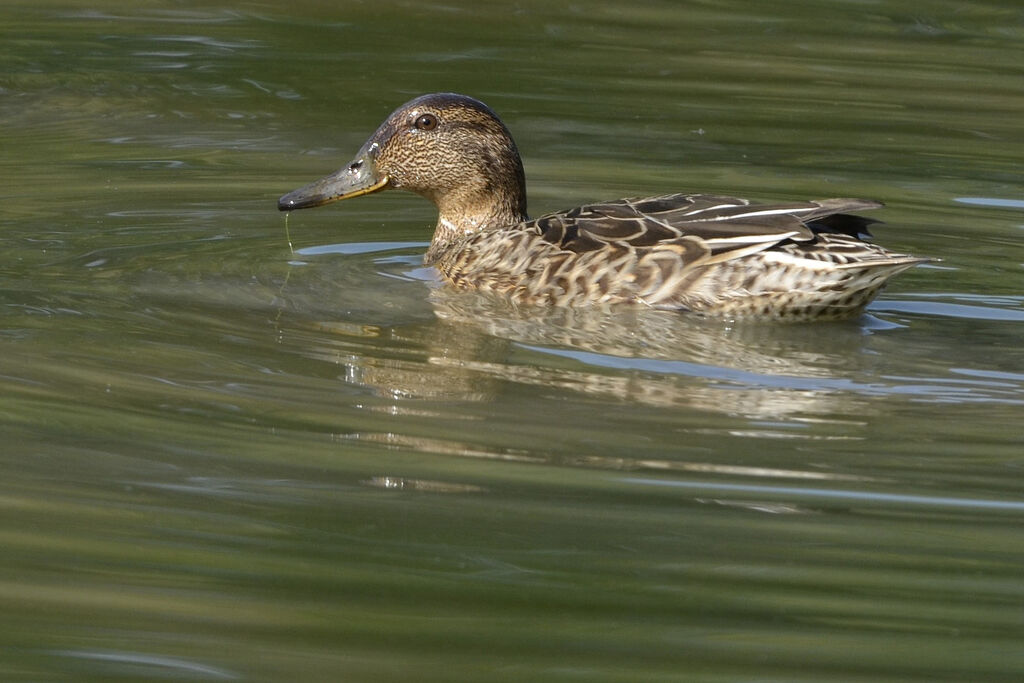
[3,1,1023,681]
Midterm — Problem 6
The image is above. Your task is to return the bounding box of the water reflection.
[293,274,890,421]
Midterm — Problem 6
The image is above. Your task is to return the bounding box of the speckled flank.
[434,193,929,319]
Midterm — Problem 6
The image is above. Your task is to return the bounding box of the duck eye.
[414,113,438,131]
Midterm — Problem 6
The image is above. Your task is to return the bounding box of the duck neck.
[425,184,528,264]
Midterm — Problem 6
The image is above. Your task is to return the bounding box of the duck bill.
[277,146,389,211]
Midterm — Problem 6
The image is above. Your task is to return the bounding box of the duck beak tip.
[277,149,388,212]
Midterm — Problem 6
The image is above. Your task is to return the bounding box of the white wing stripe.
[681,203,743,216]
[703,230,803,247]
[713,206,818,219]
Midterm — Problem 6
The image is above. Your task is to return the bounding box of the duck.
[278,92,930,321]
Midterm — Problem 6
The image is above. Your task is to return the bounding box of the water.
[2,1,1023,681]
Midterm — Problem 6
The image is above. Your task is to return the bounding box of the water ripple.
[54,650,237,679]
[522,346,1024,404]
[623,478,1024,512]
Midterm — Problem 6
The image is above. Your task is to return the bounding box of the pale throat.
[425,200,524,266]
[432,188,526,239]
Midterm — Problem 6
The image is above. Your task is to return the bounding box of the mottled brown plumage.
[279,93,931,321]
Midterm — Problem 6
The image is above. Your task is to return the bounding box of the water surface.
[2,1,1023,681]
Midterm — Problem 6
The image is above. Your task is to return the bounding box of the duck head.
[278,93,528,249]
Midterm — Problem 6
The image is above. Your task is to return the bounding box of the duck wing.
[533,193,883,261]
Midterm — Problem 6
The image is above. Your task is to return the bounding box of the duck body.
[279,93,930,321]
[435,193,927,321]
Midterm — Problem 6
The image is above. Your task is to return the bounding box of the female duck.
[279,93,928,321]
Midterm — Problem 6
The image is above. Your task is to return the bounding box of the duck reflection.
[296,282,884,422]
